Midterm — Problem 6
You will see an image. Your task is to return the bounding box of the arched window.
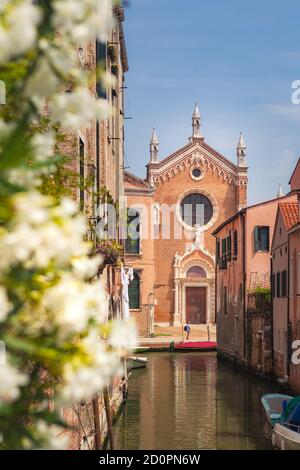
[129,272,140,309]
[180,193,213,227]
[186,266,207,278]
[126,209,140,254]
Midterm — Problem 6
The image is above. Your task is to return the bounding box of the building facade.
[125,105,248,332]
[271,202,298,380]
[213,192,297,370]
[271,159,300,392]
[56,5,130,449]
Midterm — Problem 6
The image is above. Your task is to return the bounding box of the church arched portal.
[173,255,215,326]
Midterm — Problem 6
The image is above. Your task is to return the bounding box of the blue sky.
[123,0,300,204]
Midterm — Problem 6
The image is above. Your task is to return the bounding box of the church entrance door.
[186,287,207,324]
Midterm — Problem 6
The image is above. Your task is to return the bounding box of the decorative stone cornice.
[146,138,248,188]
[147,142,242,187]
[113,5,129,73]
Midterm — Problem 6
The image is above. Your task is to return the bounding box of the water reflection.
[115,353,277,450]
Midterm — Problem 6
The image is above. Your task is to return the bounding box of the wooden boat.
[271,397,300,449]
[127,356,148,371]
[272,423,300,450]
[261,394,293,427]
[174,341,217,352]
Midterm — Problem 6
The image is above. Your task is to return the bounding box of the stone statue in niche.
[174,252,181,266]
[194,224,202,245]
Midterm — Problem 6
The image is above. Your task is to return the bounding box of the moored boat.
[261,394,293,427]
[271,397,300,450]
[127,356,148,371]
[272,423,300,450]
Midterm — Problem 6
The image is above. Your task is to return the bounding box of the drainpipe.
[103,387,114,450]
[96,120,100,207]
[270,255,274,373]
[287,230,291,377]
[92,395,101,450]
[214,238,218,326]
[242,212,247,361]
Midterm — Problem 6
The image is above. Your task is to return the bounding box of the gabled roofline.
[212,209,245,236]
[124,170,153,190]
[289,157,300,185]
[271,205,288,251]
[147,138,238,173]
[212,190,299,237]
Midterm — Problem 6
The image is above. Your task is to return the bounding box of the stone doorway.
[186,286,207,324]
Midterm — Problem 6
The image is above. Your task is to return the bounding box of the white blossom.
[0,286,12,322]
[25,60,60,109]
[25,45,76,107]
[5,168,39,188]
[0,192,90,271]
[36,421,69,450]
[0,362,28,403]
[0,1,41,61]
[61,345,121,403]
[72,255,103,279]
[43,276,107,337]
[49,88,109,131]
[53,0,113,43]
[31,132,55,163]
[108,320,138,350]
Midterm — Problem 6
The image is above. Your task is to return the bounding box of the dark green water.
[114,352,279,450]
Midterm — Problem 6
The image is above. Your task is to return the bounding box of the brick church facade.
[124,105,248,331]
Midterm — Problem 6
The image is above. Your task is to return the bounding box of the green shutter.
[129,274,140,309]
[96,41,107,99]
[254,226,260,252]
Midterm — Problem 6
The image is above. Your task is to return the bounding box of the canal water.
[114,352,280,450]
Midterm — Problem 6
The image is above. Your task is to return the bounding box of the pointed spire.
[277,184,284,198]
[237,132,246,150]
[193,102,201,118]
[192,102,201,139]
[150,128,159,163]
[151,128,159,145]
[237,132,247,168]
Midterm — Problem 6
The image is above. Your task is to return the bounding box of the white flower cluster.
[0,286,12,322]
[0,0,41,61]
[0,362,28,403]
[61,334,122,403]
[109,320,138,350]
[0,192,88,271]
[31,132,55,163]
[49,88,109,131]
[36,421,70,450]
[43,274,107,337]
[53,0,113,43]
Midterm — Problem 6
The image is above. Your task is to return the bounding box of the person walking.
[184,322,191,341]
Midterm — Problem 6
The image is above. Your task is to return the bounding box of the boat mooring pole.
[104,387,115,450]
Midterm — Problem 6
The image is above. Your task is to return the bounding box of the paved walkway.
[139,324,217,346]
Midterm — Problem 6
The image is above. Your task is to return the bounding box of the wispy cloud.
[270,148,297,178]
[263,104,300,120]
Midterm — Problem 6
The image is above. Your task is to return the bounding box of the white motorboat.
[272,422,300,450]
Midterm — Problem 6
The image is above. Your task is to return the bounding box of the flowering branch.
[0,0,136,450]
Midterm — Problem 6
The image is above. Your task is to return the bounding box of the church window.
[192,168,201,178]
[180,193,213,228]
[186,266,207,278]
[129,271,140,309]
[126,210,140,254]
